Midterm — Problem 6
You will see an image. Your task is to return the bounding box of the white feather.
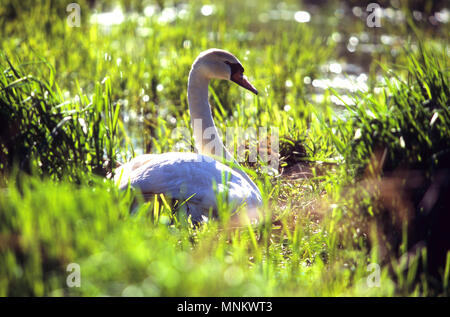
[115,152,261,222]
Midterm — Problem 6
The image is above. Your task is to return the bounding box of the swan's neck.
[187,67,227,159]
[187,66,261,197]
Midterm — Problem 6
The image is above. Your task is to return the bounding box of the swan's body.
[115,49,261,223]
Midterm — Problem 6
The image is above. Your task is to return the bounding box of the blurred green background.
[0,0,449,296]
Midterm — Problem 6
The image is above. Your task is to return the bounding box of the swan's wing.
[115,152,260,214]
[114,154,155,187]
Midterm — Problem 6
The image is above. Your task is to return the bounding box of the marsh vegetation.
[0,0,449,296]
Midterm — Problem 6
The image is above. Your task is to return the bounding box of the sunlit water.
[89,2,449,156]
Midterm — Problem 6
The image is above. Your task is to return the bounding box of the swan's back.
[115,152,261,222]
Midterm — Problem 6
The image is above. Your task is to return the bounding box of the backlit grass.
[0,0,449,296]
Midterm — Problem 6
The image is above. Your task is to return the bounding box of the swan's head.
[193,48,258,95]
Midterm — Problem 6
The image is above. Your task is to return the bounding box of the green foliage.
[0,175,132,296]
[0,56,123,182]
[325,45,450,293]
[0,175,397,296]
[339,46,450,177]
[0,0,449,297]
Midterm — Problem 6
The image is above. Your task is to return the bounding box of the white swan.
[115,49,262,224]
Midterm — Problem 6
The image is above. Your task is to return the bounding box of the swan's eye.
[224,61,244,78]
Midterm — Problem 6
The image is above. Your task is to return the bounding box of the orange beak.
[231,72,258,95]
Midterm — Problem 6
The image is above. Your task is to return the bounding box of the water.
[89,1,449,155]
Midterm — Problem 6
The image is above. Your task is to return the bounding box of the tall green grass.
[0,0,449,296]
[1,46,448,296]
[0,55,125,183]
[0,172,400,296]
[323,44,450,293]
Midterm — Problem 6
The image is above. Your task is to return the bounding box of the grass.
[0,56,123,183]
[0,0,449,296]
[323,42,450,294]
